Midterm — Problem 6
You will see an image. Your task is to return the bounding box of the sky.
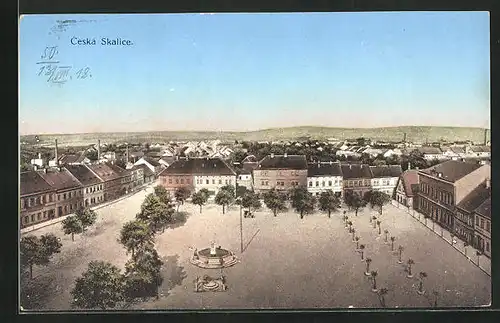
[19,12,490,135]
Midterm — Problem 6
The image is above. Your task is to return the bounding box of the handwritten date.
[36,46,92,85]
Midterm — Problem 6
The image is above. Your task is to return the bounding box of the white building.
[307,161,343,197]
[30,153,45,168]
[417,147,446,161]
[369,165,403,197]
[192,158,237,198]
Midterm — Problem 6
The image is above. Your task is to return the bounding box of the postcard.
[19,12,491,311]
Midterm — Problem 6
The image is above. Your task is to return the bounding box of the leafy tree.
[390,236,396,251]
[75,208,98,232]
[214,189,234,214]
[230,150,248,164]
[123,244,163,300]
[263,188,288,217]
[71,261,125,310]
[199,188,211,200]
[370,191,391,215]
[85,150,98,161]
[137,194,172,230]
[240,191,262,213]
[345,191,367,216]
[318,190,341,218]
[220,184,236,199]
[62,215,83,241]
[289,187,316,219]
[20,234,62,279]
[174,187,190,209]
[191,191,208,213]
[154,185,171,205]
[365,258,372,275]
[235,185,250,198]
[363,190,375,208]
[398,245,404,263]
[359,244,365,260]
[119,220,154,256]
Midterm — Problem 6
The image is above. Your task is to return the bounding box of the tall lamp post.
[236,196,243,253]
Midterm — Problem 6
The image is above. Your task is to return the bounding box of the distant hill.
[21,126,490,147]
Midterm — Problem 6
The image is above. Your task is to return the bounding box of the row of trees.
[70,186,184,309]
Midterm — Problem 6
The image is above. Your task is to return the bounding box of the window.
[21,199,24,209]
[24,216,29,224]
[219,179,222,184]
[265,181,269,186]
[176,179,179,184]
[181,179,184,184]
[481,219,485,229]
[49,194,53,202]
[41,195,45,203]
[328,181,332,186]
[43,211,47,218]
[63,193,67,200]
[58,195,61,201]
[31,214,34,222]
[322,181,325,187]
[309,182,312,187]
[168,179,172,184]
[37,213,41,220]
[316,181,319,187]
[261,181,265,186]
[486,221,490,233]
[229,180,232,185]
[486,242,490,252]
[206,180,210,184]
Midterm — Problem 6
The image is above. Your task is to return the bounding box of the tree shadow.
[20,274,56,310]
[166,212,189,230]
[158,254,187,298]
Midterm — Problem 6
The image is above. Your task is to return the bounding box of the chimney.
[284,153,288,158]
[403,132,407,142]
[43,168,47,174]
[126,144,129,162]
[437,172,442,178]
[484,129,488,145]
[485,178,491,189]
[270,153,275,158]
[407,162,411,170]
[55,139,59,166]
[96,139,101,162]
[38,153,41,159]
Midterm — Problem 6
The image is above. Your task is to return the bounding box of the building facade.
[395,169,419,208]
[474,197,491,258]
[341,163,373,197]
[87,163,128,202]
[37,168,84,218]
[20,171,57,228]
[370,165,402,197]
[65,165,105,208]
[252,154,308,193]
[307,161,343,197]
[417,160,491,232]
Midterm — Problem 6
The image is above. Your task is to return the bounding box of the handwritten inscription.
[36,46,92,85]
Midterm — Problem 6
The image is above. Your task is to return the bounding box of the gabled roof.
[20,171,55,196]
[450,146,466,154]
[87,163,122,181]
[258,155,307,170]
[419,160,483,183]
[399,170,419,197]
[307,162,342,177]
[59,154,88,164]
[418,147,443,155]
[106,163,130,176]
[160,156,176,165]
[37,168,83,191]
[370,165,403,178]
[457,183,491,213]
[242,155,258,163]
[160,158,236,176]
[470,146,490,153]
[65,165,103,186]
[474,197,491,219]
[141,156,161,167]
[129,151,145,157]
[131,164,155,177]
[340,164,372,179]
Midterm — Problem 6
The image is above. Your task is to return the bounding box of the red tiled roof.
[400,170,419,197]
[37,168,83,191]
[20,171,54,196]
[419,160,482,183]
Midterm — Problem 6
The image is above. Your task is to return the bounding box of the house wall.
[194,175,237,196]
[417,174,455,230]
[474,213,491,258]
[371,177,398,196]
[20,191,57,228]
[55,187,85,218]
[237,174,253,189]
[103,178,124,202]
[159,174,194,193]
[342,178,371,197]
[253,169,308,193]
[307,175,343,196]
[454,207,475,245]
[83,183,105,207]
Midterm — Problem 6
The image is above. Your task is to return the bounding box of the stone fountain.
[190,242,239,269]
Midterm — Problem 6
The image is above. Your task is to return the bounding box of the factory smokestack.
[55,139,59,166]
[403,132,407,142]
[484,129,488,145]
[126,144,129,163]
[97,139,101,162]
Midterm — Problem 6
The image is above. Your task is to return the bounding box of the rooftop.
[258,155,308,170]
[474,197,491,219]
[370,165,403,178]
[130,164,155,177]
[457,182,491,213]
[142,156,162,167]
[160,158,236,176]
[65,165,103,186]
[400,169,419,197]
[418,147,442,155]
[37,168,83,191]
[419,160,483,183]
[340,163,372,179]
[20,171,54,196]
[307,162,343,177]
